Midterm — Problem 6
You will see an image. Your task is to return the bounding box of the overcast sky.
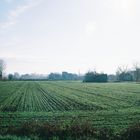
[0,0,140,74]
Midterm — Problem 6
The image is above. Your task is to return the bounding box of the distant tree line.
[83,63,140,83]
[115,64,140,82]
[6,66,140,82]
[1,59,140,82]
[8,73,48,80]
[7,71,83,81]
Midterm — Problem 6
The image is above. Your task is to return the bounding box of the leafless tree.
[116,65,128,80]
[133,62,140,82]
[117,65,128,74]
[0,59,6,79]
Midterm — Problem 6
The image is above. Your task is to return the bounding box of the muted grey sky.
[0,0,140,74]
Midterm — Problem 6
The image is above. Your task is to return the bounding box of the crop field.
[0,81,140,139]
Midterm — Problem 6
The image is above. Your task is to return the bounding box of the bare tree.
[0,59,6,79]
[133,62,140,82]
[116,65,128,81]
[117,65,128,74]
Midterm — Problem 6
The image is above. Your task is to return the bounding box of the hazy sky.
[0,0,140,74]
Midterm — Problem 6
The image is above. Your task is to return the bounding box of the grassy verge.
[0,121,140,140]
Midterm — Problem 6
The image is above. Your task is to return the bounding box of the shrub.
[119,123,140,140]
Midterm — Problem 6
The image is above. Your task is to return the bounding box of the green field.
[0,81,140,139]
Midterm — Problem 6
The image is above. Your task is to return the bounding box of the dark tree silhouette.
[0,59,6,80]
[83,71,108,83]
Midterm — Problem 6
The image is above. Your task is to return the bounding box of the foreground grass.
[0,121,140,140]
